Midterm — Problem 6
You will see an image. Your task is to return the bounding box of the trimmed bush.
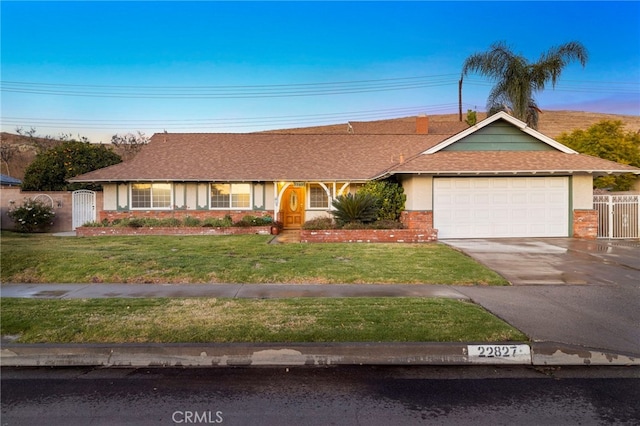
[358,179,406,221]
[183,216,202,227]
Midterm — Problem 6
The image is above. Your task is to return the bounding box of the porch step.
[270,230,301,244]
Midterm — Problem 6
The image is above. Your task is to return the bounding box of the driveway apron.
[444,238,640,356]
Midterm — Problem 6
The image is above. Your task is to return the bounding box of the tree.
[15,127,59,154]
[111,131,149,161]
[22,140,122,191]
[0,139,17,176]
[557,120,640,191]
[461,41,588,129]
[465,109,477,126]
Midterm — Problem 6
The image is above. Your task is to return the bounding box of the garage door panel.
[434,177,569,238]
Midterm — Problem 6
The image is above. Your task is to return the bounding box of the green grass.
[0,298,527,343]
[0,232,507,285]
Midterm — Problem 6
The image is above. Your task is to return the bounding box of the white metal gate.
[593,194,639,239]
[72,190,96,230]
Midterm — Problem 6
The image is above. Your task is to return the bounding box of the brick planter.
[300,228,438,243]
[77,226,271,237]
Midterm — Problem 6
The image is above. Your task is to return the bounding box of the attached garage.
[433,176,569,238]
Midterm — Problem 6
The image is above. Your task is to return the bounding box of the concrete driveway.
[444,238,640,356]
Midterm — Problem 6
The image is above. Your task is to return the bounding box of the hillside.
[2,110,639,180]
[262,110,640,138]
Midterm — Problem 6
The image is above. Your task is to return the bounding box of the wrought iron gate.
[593,194,639,239]
[72,190,96,230]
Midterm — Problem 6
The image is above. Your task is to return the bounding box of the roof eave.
[382,169,640,177]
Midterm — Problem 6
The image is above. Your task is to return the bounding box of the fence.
[593,194,639,239]
[0,188,103,233]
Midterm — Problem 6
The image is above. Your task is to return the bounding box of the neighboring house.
[0,174,22,187]
[70,112,640,239]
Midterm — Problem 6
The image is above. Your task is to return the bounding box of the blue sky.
[1,1,639,142]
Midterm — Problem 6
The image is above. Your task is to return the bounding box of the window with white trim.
[210,183,251,209]
[309,183,329,209]
[131,183,172,209]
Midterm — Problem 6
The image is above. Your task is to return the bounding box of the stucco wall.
[0,188,103,232]
[400,175,433,210]
[572,175,594,210]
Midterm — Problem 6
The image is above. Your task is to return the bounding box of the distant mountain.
[261,110,640,139]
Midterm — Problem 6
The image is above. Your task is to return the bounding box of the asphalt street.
[2,366,639,426]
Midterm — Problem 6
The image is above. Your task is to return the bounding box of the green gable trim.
[442,121,555,152]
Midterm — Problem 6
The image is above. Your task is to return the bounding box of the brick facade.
[573,209,598,239]
[400,210,434,230]
[300,228,438,243]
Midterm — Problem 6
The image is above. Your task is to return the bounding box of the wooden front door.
[282,186,304,229]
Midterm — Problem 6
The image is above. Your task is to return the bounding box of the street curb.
[1,342,638,367]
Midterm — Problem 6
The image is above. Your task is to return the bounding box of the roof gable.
[424,111,576,154]
[441,121,556,151]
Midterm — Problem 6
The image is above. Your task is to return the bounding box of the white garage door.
[434,177,569,238]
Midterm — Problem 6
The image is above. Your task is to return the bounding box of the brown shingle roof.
[386,151,640,176]
[71,133,448,182]
[71,114,640,183]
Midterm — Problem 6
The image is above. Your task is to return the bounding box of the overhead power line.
[1,104,462,131]
[464,78,639,95]
[0,75,459,99]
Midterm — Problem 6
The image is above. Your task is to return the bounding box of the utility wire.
[1,104,462,131]
[1,75,458,99]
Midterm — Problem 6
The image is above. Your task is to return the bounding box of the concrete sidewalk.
[1,282,638,367]
[0,282,469,300]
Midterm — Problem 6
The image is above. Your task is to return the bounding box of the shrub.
[159,218,181,227]
[8,199,56,233]
[233,215,273,227]
[127,218,146,228]
[80,221,104,228]
[203,216,233,228]
[368,220,404,229]
[358,179,406,221]
[331,193,379,226]
[341,221,368,230]
[302,217,336,230]
[182,216,201,227]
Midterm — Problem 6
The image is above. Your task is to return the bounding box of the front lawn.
[0,232,507,285]
[0,298,527,343]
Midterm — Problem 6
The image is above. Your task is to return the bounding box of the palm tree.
[461,41,588,129]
